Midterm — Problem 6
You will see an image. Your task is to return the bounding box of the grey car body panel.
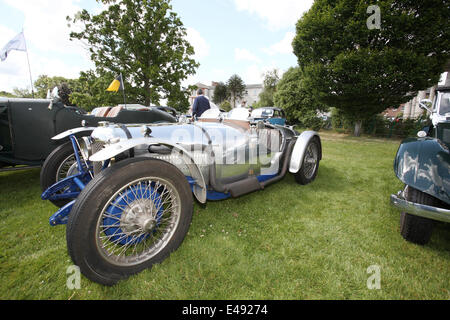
[394,137,450,205]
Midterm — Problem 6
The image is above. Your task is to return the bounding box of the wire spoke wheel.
[302,143,319,180]
[66,158,194,285]
[96,177,182,267]
[55,153,78,181]
[293,137,321,185]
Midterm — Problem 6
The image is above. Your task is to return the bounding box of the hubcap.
[120,200,159,234]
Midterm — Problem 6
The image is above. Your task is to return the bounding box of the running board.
[0,165,41,172]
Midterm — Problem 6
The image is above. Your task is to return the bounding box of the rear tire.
[400,186,436,245]
[40,141,78,207]
[66,158,194,286]
[294,137,320,185]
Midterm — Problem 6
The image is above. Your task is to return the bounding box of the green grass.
[0,132,449,300]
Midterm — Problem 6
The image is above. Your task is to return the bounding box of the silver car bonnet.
[90,121,249,153]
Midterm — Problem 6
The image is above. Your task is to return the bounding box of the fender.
[89,137,208,204]
[52,127,96,140]
[394,137,450,204]
[289,131,322,174]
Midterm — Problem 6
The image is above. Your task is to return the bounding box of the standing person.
[192,89,211,118]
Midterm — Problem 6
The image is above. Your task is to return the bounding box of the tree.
[70,70,123,110]
[166,84,195,113]
[12,87,33,98]
[220,100,232,112]
[212,82,228,104]
[274,67,327,130]
[226,74,246,108]
[0,91,17,98]
[33,75,78,99]
[293,0,450,136]
[256,69,280,107]
[67,0,199,106]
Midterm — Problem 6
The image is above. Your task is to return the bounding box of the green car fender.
[394,137,450,204]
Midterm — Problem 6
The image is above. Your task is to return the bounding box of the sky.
[0,0,314,93]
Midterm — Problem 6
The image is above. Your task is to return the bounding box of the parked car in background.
[390,85,450,245]
[0,91,176,183]
[155,106,178,119]
[251,107,287,126]
[41,107,322,285]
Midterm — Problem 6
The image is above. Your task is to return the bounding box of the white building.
[403,71,449,119]
[244,84,264,107]
[189,82,263,109]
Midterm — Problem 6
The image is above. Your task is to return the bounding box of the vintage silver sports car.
[41,108,322,285]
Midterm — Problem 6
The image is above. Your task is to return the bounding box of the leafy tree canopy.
[212,82,228,105]
[293,0,450,135]
[33,75,78,99]
[12,87,33,98]
[0,91,17,98]
[67,0,199,106]
[255,69,280,108]
[70,70,123,110]
[274,67,328,129]
[226,74,246,108]
[166,84,196,113]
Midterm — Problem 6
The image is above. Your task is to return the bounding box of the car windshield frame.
[439,92,450,116]
[251,108,274,118]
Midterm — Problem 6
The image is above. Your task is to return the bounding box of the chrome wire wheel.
[55,153,78,181]
[95,177,182,267]
[302,142,319,180]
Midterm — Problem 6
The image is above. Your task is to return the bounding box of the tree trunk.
[144,80,151,106]
[354,120,363,137]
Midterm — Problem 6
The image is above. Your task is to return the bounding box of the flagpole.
[22,30,34,98]
[121,73,126,107]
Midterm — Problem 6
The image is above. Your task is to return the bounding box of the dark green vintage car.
[390,85,450,245]
[0,95,176,171]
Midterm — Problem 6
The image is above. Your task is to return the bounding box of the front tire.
[66,158,194,286]
[400,186,436,245]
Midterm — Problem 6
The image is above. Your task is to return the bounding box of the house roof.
[194,82,214,90]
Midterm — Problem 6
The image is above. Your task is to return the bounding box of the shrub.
[331,107,430,138]
[220,100,232,112]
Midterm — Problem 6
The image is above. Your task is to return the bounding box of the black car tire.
[66,158,194,286]
[294,137,320,185]
[40,140,78,208]
[400,186,436,245]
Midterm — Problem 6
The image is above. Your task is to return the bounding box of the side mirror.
[419,99,432,113]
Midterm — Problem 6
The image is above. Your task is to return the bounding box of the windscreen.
[251,108,274,118]
[439,93,450,115]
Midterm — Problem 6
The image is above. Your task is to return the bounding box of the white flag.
[0,32,27,62]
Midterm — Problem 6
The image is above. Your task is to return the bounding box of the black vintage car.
[0,96,176,171]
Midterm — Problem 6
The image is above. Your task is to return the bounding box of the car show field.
[0,131,448,300]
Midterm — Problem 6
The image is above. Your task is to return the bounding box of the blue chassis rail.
[42,135,94,226]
